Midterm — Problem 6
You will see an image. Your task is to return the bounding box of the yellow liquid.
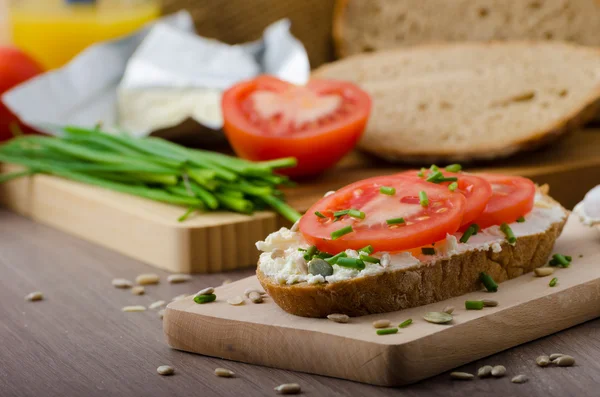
[9,0,161,69]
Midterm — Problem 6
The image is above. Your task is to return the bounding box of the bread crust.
[258,204,568,318]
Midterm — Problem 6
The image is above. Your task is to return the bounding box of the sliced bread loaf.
[334,0,600,58]
[313,41,600,162]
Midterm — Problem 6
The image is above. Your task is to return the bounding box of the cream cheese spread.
[574,185,600,226]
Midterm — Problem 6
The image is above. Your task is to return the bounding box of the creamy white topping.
[574,185,600,226]
[257,194,566,285]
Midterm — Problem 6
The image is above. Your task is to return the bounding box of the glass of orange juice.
[9,0,161,70]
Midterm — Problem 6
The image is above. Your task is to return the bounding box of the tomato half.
[400,170,492,227]
[222,75,371,177]
[471,174,536,229]
[299,175,466,253]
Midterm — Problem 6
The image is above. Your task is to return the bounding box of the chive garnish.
[516,216,525,223]
[480,272,498,292]
[325,252,347,264]
[376,328,398,336]
[460,224,479,243]
[448,182,458,192]
[333,209,350,217]
[398,319,413,328]
[465,300,484,310]
[552,254,571,267]
[315,252,333,259]
[430,164,439,172]
[549,277,558,287]
[500,223,516,244]
[386,217,405,225]
[417,168,426,177]
[194,294,216,304]
[348,209,365,219]
[359,254,380,264]
[315,211,326,218]
[303,245,317,260]
[331,225,353,240]
[472,224,480,235]
[297,248,306,252]
[426,171,443,182]
[335,257,365,270]
[380,186,396,195]
[436,177,458,183]
[421,247,436,255]
[445,164,462,173]
[359,245,374,255]
[419,191,429,207]
[565,255,572,261]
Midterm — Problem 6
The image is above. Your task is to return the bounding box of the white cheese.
[574,185,600,226]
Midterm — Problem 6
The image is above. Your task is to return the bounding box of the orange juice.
[9,0,161,69]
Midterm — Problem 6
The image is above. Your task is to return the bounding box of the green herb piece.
[436,177,458,183]
[421,247,436,255]
[335,257,365,270]
[376,328,398,336]
[500,223,516,244]
[331,225,353,240]
[359,245,374,255]
[419,191,429,207]
[430,164,439,172]
[448,182,458,192]
[303,245,317,260]
[380,186,396,195]
[308,259,334,277]
[315,211,326,218]
[315,252,333,259]
[324,252,347,264]
[516,216,525,223]
[359,255,380,264]
[333,209,350,217]
[445,164,462,173]
[399,319,413,328]
[426,171,443,183]
[348,209,365,219]
[460,224,479,243]
[549,277,558,287]
[472,224,480,234]
[297,248,306,252]
[565,255,572,261]
[552,254,571,268]
[194,294,216,304]
[465,300,484,310]
[480,272,498,292]
[177,207,197,222]
[417,168,426,177]
[386,217,405,225]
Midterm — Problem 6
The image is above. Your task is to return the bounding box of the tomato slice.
[299,175,466,253]
[222,75,371,177]
[399,170,492,227]
[471,173,536,229]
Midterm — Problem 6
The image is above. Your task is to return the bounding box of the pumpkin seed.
[131,286,145,295]
[25,291,43,302]
[112,278,133,289]
[511,374,528,384]
[158,309,165,319]
[214,367,235,377]
[555,355,575,367]
[227,296,244,306]
[549,353,565,361]
[122,305,146,312]
[196,287,214,296]
[491,365,506,377]
[423,311,453,324]
[327,313,349,323]
[450,372,474,380]
[167,274,191,284]
[156,365,174,376]
[135,273,160,285]
[308,258,334,277]
[536,355,550,367]
[482,299,498,307]
[443,305,455,314]
[149,300,166,310]
[249,291,263,303]
[477,365,493,377]
[534,267,554,277]
[372,319,391,329]
[274,383,301,394]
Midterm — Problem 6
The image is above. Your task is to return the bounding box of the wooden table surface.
[1,208,599,397]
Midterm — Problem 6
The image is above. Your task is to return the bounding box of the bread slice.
[312,41,600,163]
[334,0,600,58]
[257,193,568,318]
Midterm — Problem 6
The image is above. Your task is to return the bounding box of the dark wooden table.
[1,209,599,396]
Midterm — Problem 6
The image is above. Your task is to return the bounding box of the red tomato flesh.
[299,175,466,253]
[222,75,371,177]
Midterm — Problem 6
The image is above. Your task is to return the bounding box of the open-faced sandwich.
[256,166,568,317]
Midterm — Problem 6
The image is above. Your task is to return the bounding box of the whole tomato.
[0,47,44,141]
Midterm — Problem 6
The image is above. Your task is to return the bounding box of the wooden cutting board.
[163,214,600,386]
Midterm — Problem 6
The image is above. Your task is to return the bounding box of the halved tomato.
[400,170,492,227]
[471,173,536,229]
[222,75,371,177]
[299,175,466,253]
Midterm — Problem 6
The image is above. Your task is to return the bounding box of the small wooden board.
[164,214,600,386]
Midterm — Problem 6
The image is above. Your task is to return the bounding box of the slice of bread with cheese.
[313,41,600,163]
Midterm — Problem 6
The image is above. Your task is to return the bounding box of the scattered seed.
[222,279,232,285]
[249,291,263,303]
[131,286,145,295]
[196,287,215,296]
[327,313,349,323]
[135,273,160,285]
[112,278,133,289]
[122,305,146,312]
[491,365,506,377]
[167,274,191,284]
[482,299,498,307]
[555,355,575,367]
[274,383,301,394]
[549,353,564,361]
[172,294,190,301]
[244,288,265,298]
[534,267,554,277]
[450,372,474,380]
[512,374,528,384]
[443,306,455,314]
[157,365,174,376]
[423,311,453,324]
[372,319,391,329]
[477,365,493,378]
[214,368,235,377]
[149,300,166,310]
[24,291,43,302]
[158,309,165,319]
[227,296,244,306]
[536,355,550,367]
[308,258,334,277]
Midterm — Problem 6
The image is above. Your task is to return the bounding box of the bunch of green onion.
[0,126,302,223]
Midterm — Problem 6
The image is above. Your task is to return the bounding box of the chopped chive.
[480,272,498,292]
[500,223,516,244]
[335,257,365,270]
[460,226,475,243]
[445,164,462,173]
[549,277,558,287]
[425,171,443,183]
[304,245,317,260]
[472,224,480,235]
[448,182,458,192]
[398,319,413,328]
[359,254,380,264]
[333,209,350,217]
[348,209,365,219]
[315,211,326,218]
[516,216,525,223]
[436,177,458,183]
[430,164,439,172]
[380,186,396,195]
[419,191,429,207]
[386,217,405,225]
[177,207,196,222]
[325,252,347,264]
[565,255,572,261]
[417,168,426,177]
[421,247,436,255]
[465,300,484,310]
[194,294,216,304]
[376,328,398,336]
[548,258,559,267]
[297,248,307,251]
[331,225,353,240]
[359,245,374,255]
[552,254,571,268]
[315,252,333,259]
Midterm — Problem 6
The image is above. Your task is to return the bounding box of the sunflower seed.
[549,353,565,361]
[491,365,506,377]
[536,355,550,367]
[112,278,133,289]
[477,365,493,377]
[555,355,575,367]
[122,305,146,312]
[25,291,43,302]
[482,299,498,307]
[249,291,263,303]
[131,286,145,295]
[423,311,453,324]
[450,372,474,380]
[274,383,301,394]
[327,313,349,323]
[149,300,166,310]
[195,287,214,296]
[534,267,555,277]
[372,319,391,329]
[512,374,528,384]
[227,296,244,306]
[443,306,455,314]
[157,365,174,376]
[135,273,160,285]
[167,274,191,284]
[158,309,165,319]
[244,288,265,298]
[214,368,235,377]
